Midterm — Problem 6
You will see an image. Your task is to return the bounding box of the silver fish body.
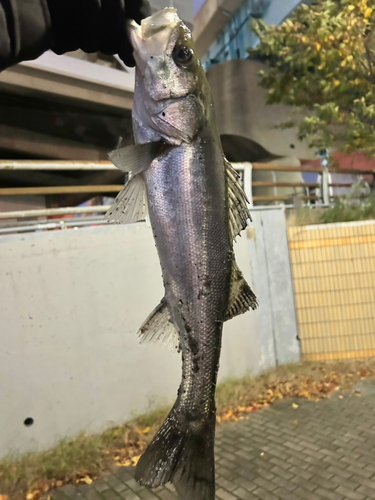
[145,134,231,412]
[106,8,257,500]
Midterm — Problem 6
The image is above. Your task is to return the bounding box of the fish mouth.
[127,8,181,60]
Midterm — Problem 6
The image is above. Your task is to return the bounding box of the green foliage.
[319,195,375,222]
[249,0,375,156]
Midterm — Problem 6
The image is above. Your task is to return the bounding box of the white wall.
[0,209,299,458]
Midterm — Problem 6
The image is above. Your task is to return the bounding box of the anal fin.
[224,260,258,321]
[138,298,180,351]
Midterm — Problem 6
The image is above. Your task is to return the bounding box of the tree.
[248,0,375,157]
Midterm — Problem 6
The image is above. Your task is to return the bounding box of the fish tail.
[135,405,216,500]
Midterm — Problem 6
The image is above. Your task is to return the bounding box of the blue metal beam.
[201,0,312,70]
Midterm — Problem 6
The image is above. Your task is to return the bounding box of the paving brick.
[118,491,141,500]
[253,486,279,500]
[105,478,127,493]
[233,476,257,492]
[271,475,297,492]
[216,488,238,500]
[307,465,335,480]
[326,465,354,479]
[330,475,362,492]
[50,382,375,500]
[268,458,292,471]
[138,490,158,500]
[314,487,345,500]
[253,477,278,493]
[356,485,375,500]
[51,491,72,500]
[216,477,239,492]
[115,468,134,483]
[335,486,366,500]
[289,465,313,481]
[355,478,375,492]
[346,464,375,479]
[270,466,294,480]
[232,487,257,500]
[256,468,275,482]
[157,489,177,500]
[84,489,105,500]
[273,487,303,500]
[101,490,121,500]
[125,479,144,493]
[93,481,110,493]
[218,458,239,471]
[292,486,323,500]
[287,456,311,470]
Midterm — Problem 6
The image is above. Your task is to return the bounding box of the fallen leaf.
[56,481,63,487]
[292,403,299,409]
[26,492,40,500]
[365,7,373,18]
[293,420,298,424]
[339,395,344,399]
[142,427,150,434]
[260,452,265,456]
[0,495,9,500]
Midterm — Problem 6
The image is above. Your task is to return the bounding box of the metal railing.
[0,160,373,224]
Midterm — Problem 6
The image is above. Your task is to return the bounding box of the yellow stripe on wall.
[289,234,375,250]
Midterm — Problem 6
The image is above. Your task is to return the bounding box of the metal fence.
[0,160,373,225]
[288,221,375,361]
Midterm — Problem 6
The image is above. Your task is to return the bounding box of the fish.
[106,8,258,500]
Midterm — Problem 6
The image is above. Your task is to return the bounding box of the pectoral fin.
[138,298,180,351]
[224,260,258,321]
[225,157,252,240]
[105,174,148,224]
[109,141,163,174]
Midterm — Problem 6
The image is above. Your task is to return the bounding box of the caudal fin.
[135,407,216,500]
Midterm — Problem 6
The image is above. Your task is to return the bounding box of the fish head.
[128,8,212,145]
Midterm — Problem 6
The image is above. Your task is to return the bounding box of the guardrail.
[0,160,373,223]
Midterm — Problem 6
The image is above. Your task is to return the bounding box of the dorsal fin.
[225,157,251,240]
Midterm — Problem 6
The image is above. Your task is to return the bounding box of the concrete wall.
[0,207,299,458]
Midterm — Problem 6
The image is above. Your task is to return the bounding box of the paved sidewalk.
[51,381,375,500]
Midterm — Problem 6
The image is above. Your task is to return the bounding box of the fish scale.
[105,7,258,500]
[145,140,230,421]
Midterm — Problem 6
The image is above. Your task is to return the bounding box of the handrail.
[0,185,123,196]
[0,206,110,219]
[0,160,373,175]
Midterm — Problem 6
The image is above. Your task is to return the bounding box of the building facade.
[193,0,312,70]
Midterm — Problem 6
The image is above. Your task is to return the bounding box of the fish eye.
[173,45,193,66]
